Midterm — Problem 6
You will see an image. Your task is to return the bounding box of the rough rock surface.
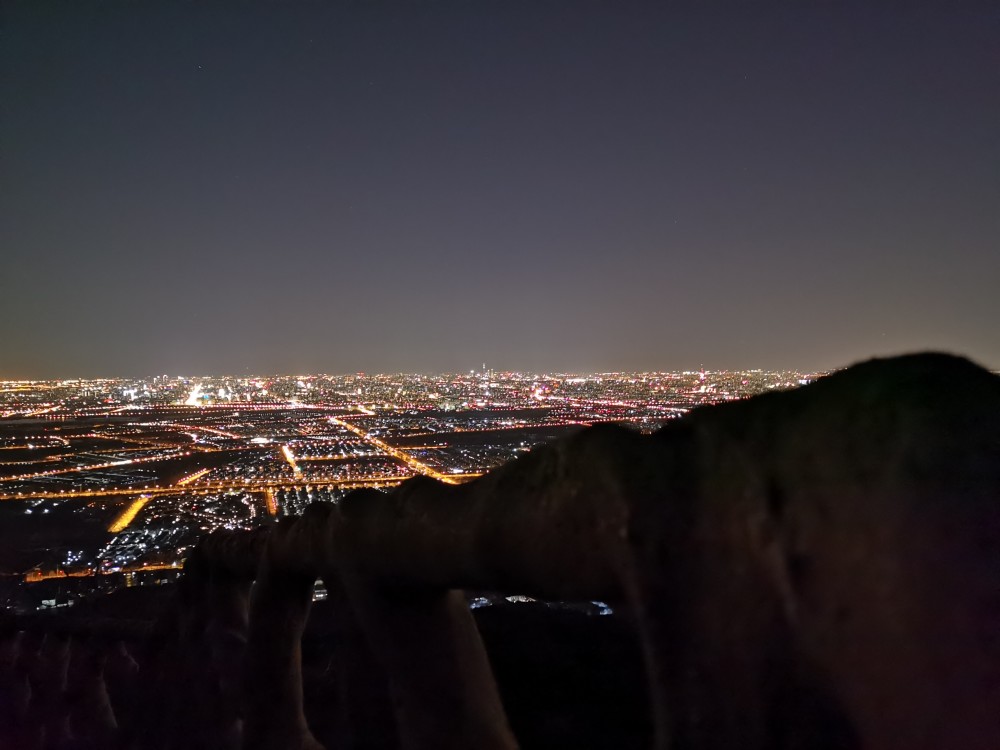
[3,353,997,750]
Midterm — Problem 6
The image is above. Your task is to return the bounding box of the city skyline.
[3,2,998,378]
[1,362,823,382]
[0,351,994,383]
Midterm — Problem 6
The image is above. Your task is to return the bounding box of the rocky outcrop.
[6,353,999,750]
[0,617,138,750]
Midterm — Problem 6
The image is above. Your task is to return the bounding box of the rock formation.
[6,353,999,750]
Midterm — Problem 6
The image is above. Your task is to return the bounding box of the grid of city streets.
[0,368,815,604]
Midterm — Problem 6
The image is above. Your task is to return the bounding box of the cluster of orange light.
[330,417,465,485]
[177,468,211,486]
[108,495,154,533]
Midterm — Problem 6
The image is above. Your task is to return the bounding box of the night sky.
[2,2,998,378]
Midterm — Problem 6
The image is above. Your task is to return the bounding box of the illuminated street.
[0,368,817,601]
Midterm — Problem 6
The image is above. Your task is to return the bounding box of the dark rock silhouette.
[3,353,998,749]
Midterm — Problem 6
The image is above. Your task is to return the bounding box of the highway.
[0,474,481,502]
[0,450,194,483]
[25,561,182,583]
[280,444,303,478]
[264,487,278,516]
[154,422,240,439]
[177,468,211,486]
[108,495,153,533]
[329,417,465,485]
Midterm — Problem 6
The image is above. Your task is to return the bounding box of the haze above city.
[2,2,997,379]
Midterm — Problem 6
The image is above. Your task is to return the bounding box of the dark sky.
[2,1,998,378]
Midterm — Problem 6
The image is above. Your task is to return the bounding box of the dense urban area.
[0,367,819,611]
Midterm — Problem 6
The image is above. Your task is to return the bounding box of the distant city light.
[0,366,822,603]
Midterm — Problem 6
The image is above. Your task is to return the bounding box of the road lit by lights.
[108,495,154,533]
[25,560,182,583]
[281,444,303,478]
[0,476,439,502]
[177,468,211,486]
[330,417,466,485]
